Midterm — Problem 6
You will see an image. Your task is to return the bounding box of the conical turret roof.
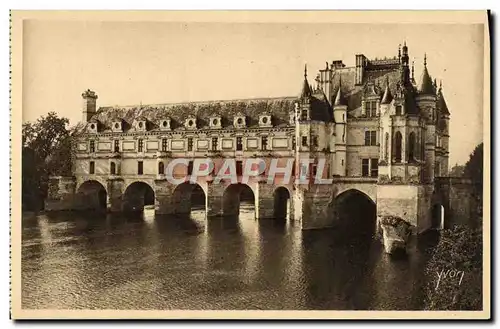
[300,64,312,99]
[419,54,435,95]
[334,75,347,107]
[381,76,393,104]
[437,82,450,115]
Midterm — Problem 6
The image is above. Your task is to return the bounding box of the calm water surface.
[22,205,438,310]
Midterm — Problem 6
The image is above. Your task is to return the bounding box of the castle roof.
[86,97,299,133]
[329,66,419,115]
[437,84,450,116]
[380,77,393,104]
[333,76,347,107]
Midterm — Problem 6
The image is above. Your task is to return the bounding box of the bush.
[423,225,482,310]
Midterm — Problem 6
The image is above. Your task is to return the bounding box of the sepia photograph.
[10,10,490,319]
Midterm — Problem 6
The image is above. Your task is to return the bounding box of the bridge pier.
[206,180,224,217]
[107,178,124,212]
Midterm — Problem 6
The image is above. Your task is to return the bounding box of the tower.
[416,53,438,183]
[437,81,451,176]
[82,89,98,123]
[333,76,348,176]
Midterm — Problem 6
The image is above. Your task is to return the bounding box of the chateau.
[47,43,476,236]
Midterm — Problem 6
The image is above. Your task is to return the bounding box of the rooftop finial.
[404,40,407,47]
[411,61,415,80]
[304,64,307,79]
[439,80,442,91]
[398,44,401,61]
[424,53,427,67]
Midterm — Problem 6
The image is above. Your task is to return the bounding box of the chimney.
[82,89,98,122]
[331,60,345,69]
[355,54,367,85]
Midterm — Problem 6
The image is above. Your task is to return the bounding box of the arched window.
[394,131,402,163]
[384,132,389,161]
[158,161,165,175]
[110,162,116,175]
[408,132,416,162]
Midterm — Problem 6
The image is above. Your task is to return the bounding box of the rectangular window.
[301,109,308,120]
[138,139,143,152]
[364,131,377,146]
[370,159,379,177]
[367,101,377,117]
[212,137,218,151]
[162,138,168,152]
[114,140,119,152]
[312,136,319,147]
[187,138,193,151]
[311,163,318,177]
[262,136,268,150]
[137,161,143,175]
[302,136,308,146]
[236,160,243,176]
[236,137,243,151]
[89,161,95,174]
[361,159,369,177]
[370,131,377,146]
[187,160,194,175]
[90,140,95,153]
[395,105,402,115]
[292,136,296,150]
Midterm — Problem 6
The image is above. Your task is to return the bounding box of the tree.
[423,226,482,310]
[463,143,484,219]
[423,143,484,311]
[22,112,72,210]
[449,164,465,177]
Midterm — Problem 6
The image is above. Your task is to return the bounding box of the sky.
[22,20,485,166]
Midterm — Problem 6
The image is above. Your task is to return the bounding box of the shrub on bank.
[423,225,482,310]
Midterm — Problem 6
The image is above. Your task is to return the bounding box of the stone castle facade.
[47,43,477,235]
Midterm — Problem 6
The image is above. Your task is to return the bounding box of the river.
[21,204,439,310]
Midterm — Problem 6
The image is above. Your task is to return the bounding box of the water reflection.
[21,207,435,310]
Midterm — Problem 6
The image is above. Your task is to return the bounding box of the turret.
[333,76,348,176]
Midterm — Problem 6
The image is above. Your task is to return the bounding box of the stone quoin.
[46,43,479,244]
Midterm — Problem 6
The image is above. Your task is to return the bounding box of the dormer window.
[87,119,99,133]
[159,118,171,131]
[234,113,246,129]
[135,118,147,132]
[185,116,197,130]
[259,113,272,128]
[210,116,222,129]
[112,120,122,133]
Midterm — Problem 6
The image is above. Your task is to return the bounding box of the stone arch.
[76,180,107,210]
[123,181,155,212]
[334,189,377,239]
[172,181,207,215]
[222,183,255,217]
[273,186,291,220]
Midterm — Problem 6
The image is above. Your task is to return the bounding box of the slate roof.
[86,97,299,133]
[329,67,419,115]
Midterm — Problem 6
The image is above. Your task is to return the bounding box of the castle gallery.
[47,43,476,236]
